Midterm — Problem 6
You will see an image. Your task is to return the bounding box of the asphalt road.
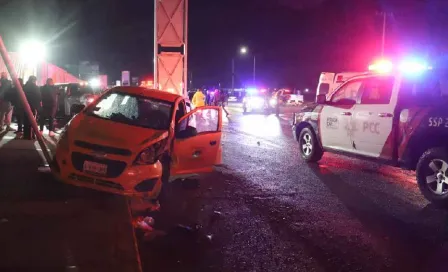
[140,103,448,272]
[2,103,448,271]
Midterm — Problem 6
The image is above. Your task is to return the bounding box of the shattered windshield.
[87,91,173,130]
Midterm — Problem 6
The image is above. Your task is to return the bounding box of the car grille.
[74,140,132,156]
[69,173,124,191]
[71,152,127,178]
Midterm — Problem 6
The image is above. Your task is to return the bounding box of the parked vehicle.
[292,66,448,205]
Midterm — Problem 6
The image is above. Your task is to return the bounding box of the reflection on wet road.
[141,106,448,272]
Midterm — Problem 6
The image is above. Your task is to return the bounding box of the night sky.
[1,0,448,89]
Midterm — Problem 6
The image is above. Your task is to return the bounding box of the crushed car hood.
[69,115,169,152]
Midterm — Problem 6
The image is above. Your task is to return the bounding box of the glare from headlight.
[250,97,264,108]
[269,98,277,107]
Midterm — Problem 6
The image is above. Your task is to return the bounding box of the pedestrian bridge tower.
[154,0,188,97]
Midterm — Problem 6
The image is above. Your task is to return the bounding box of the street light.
[232,46,256,92]
[19,40,47,79]
[19,40,46,64]
[89,78,100,87]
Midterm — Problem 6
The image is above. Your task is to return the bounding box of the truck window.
[318,83,330,96]
[360,76,394,104]
[399,71,448,105]
[330,80,363,104]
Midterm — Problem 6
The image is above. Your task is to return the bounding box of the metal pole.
[0,36,52,165]
[183,0,189,98]
[253,56,256,85]
[381,12,386,57]
[231,58,235,92]
[153,0,158,89]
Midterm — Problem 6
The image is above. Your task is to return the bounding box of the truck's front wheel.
[416,147,448,206]
[298,127,323,163]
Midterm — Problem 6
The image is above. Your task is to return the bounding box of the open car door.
[170,106,222,178]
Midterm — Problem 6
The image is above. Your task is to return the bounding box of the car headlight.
[134,139,167,165]
[269,98,277,106]
[250,97,264,107]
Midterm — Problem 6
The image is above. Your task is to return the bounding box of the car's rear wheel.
[416,147,448,206]
[298,127,323,162]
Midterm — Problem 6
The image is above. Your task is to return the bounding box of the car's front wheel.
[298,127,323,162]
[416,147,448,206]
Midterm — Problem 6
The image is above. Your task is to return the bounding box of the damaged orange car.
[51,86,222,199]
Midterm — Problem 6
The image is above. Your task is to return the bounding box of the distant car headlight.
[269,98,277,107]
[250,97,264,108]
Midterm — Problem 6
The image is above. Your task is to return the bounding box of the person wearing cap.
[23,76,41,140]
[0,72,12,131]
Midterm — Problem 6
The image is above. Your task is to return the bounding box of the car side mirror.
[316,94,327,104]
[71,104,85,115]
[176,125,198,139]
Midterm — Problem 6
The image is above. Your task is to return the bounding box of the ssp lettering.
[428,117,448,128]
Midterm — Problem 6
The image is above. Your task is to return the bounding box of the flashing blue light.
[246,88,258,94]
[399,59,430,74]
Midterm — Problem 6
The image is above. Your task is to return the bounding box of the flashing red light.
[368,59,393,73]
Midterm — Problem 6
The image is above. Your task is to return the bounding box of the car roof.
[109,86,183,103]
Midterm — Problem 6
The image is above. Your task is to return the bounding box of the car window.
[360,77,394,104]
[331,80,364,104]
[178,108,219,135]
[87,91,173,130]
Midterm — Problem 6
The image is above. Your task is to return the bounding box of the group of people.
[0,72,59,140]
[191,89,230,116]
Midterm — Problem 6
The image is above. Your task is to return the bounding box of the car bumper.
[53,148,163,199]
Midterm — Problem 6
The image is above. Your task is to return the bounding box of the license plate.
[83,161,107,175]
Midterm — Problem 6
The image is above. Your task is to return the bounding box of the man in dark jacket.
[0,72,12,131]
[5,78,24,133]
[39,78,58,136]
[23,76,41,140]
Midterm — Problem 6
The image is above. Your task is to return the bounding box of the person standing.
[39,78,58,136]
[0,72,12,131]
[5,78,24,134]
[23,76,41,140]
[191,89,205,108]
[215,89,230,117]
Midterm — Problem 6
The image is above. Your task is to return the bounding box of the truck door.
[319,79,365,152]
[351,76,397,158]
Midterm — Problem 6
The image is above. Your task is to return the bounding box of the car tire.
[416,147,448,206]
[298,127,323,163]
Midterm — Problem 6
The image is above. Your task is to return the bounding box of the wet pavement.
[0,130,140,271]
[2,103,448,271]
[138,104,448,272]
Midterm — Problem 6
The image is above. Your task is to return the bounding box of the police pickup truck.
[292,70,448,205]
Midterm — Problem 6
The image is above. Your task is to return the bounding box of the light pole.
[232,46,256,92]
[239,46,256,84]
